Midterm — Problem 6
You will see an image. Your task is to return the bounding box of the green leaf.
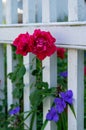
[7,72,16,82]
[36,81,48,89]
[13,88,22,98]
[69,104,76,118]
[60,111,67,130]
[29,112,36,130]
[32,69,39,76]
[17,64,26,79]
[41,120,48,130]
[57,119,62,130]
[0,105,3,111]
[30,90,42,108]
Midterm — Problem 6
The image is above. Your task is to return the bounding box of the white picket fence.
[0,0,86,130]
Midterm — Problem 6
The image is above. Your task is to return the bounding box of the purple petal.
[9,106,20,115]
[46,112,52,120]
[52,113,59,122]
[54,98,66,113]
[46,107,59,122]
[60,90,73,105]
[59,71,68,78]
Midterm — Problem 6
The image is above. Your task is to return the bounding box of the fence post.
[0,0,2,23]
[42,0,57,130]
[6,0,18,110]
[36,0,42,22]
[23,0,36,129]
[50,0,58,22]
[23,0,35,24]
[0,0,5,110]
[68,0,85,130]
[0,0,5,105]
[68,49,84,130]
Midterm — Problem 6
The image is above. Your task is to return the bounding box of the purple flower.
[60,90,73,105]
[54,98,66,113]
[59,71,68,78]
[9,106,20,115]
[46,107,59,122]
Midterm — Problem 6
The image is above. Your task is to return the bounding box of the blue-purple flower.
[9,106,20,115]
[46,90,73,123]
[54,98,66,113]
[59,71,68,78]
[60,90,73,105]
[46,107,59,122]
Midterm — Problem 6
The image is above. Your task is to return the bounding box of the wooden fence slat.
[68,0,86,21]
[23,54,36,129]
[68,49,84,130]
[0,0,3,23]
[23,0,36,129]
[68,0,84,130]
[43,53,57,130]
[0,0,5,110]
[0,45,5,110]
[6,0,18,109]
[36,0,42,22]
[42,1,57,130]
[6,0,18,24]
[7,45,13,109]
[23,0,35,23]
[50,0,58,22]
[42,0,50,23]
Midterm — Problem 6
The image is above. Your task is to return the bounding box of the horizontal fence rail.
[0,22,86,49]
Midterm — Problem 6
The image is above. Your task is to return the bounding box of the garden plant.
[0,29,86,130]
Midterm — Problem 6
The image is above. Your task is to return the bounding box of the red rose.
[32,29,57,60]
[57,48,66,59]
[13,32,33,56]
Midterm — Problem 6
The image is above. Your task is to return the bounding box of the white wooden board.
[0,22,86,49]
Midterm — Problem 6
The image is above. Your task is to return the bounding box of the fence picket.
[6,0,18,24]
[42,0,50,23]
[50,0,58,22]
[68,0,86,21]
[0,44,4,109]
[36,0,42,22]
[43,53,57,130]
[0,0,3,23]
[0,0,5,110]
[23,0,36,129]
[23,53,36,129]
[6,0,18,109]
[23,0,35,23]
[68,49,84,130]
[7,45,13,109]
[42,1,57,130]
[68,0,84,130]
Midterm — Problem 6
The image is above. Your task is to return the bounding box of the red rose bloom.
[13,32,33,56]
[32,29,57,60]
[57,48,66,59]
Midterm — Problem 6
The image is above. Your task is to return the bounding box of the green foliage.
[1,47,86,130]
[57,50,67,88]
[40,120,48,130]
[8,63,26,99]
